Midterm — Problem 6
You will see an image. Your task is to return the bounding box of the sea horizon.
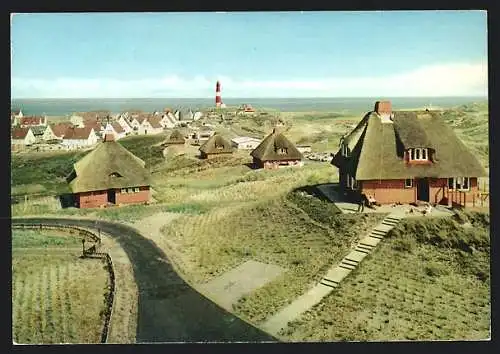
[11,96,487,116]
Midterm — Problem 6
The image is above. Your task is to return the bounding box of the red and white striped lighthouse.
[215,80,222,108]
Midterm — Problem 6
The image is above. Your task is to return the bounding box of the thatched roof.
[68,136,150,193]
[199,134,233,154]
[166,129,185,144]
[333,110,487,180]
[251,129,303,161]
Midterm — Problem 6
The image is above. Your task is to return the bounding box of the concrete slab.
[344,250,368,263]
[359,236,382,247]
[324,266,352,283]
[197,260,285,311]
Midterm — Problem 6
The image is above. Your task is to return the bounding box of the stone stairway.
[261,212,403,336]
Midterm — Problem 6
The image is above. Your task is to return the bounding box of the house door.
[416,178,430,202]
[107,189,116,204]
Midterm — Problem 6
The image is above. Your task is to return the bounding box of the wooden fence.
[12,223,116,343]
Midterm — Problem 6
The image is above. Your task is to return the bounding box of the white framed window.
[134,187,140,193]
[341,144,350,157]
[121,188,127,194]
[352,177,358,190]
[127,188,133,193]
[448,177,470,191]
[405,179,413,188]
[408,148,429,161]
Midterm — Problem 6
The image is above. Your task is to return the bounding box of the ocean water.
[10,97,486,116]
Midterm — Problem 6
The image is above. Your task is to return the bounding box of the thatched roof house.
[332,101,487,206]
[67,134,151,208]
[199,133,233,159]
[250,129,303,169]
[165,129,186,145]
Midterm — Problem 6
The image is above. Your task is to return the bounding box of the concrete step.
[382,220,399,227]
[320,278,339,288]
[338,263,356,271]
[354,247,371,254]
[355,244,373,252]
[345,250,369,263]
[369,233,385,240]
[371,229,387,236]
[360,237,381,247]
[341,258,359,267]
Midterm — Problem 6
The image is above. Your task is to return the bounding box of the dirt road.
[12,217,277,343]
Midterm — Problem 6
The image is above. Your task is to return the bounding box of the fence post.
[82,239,86,257]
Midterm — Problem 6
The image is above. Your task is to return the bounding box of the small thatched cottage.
[199,133,233,159]
[331,101,487,207]
[67,134,151,208]
[165,129,186,146]
[250,129,303,169]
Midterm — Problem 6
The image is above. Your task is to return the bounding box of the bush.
[424,261,449,277]
[392,237,416,253]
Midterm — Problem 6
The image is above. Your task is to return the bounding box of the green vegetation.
[12,229,82,248]
[160,193,385,324]
[281,212,490,341]
[12,229,109,344]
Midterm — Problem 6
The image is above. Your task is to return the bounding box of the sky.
[11,11,488,98]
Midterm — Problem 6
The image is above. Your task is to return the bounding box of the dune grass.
[12,229,110,344]
[280,212,490,341]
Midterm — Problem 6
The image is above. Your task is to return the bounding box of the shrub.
[424,262,449,277]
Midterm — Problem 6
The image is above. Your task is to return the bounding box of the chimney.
[374,101,392,115]
[374,100,393,122]
[104,133,115,142]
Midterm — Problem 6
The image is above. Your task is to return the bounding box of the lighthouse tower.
[215,81,222,108]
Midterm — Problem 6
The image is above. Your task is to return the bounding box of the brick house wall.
[360,179,415,204]
[115,186,150,205]
[359,177,479,206]
[77,190,108,208]
[260,159,302,169]
[76,186,150,208]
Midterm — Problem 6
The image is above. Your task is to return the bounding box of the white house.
[296,145,312,154]
[231,136,262,150]
[129,117,144,133]
[193,111,203,121]
[42,123,73,141]
[138,116,163,135]
[117,116,133,135]
[160,113,178,129]
[104,122,126,140]
[11,127,36,146]
[61,127,98,149]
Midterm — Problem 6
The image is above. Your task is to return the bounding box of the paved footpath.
[261,211,405,336]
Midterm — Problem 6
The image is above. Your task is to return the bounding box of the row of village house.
[10,108,204,149]
[65,100,486,209]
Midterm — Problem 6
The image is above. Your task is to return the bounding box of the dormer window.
[408,148,429,161]
[109,172,122,178]
[277,147,288,155]
[216,144,224,150]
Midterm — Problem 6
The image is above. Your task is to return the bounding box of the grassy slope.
[12,230,109,344]
[281,211,490,341]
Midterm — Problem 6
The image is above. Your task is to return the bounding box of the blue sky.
[11,11,488,98]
